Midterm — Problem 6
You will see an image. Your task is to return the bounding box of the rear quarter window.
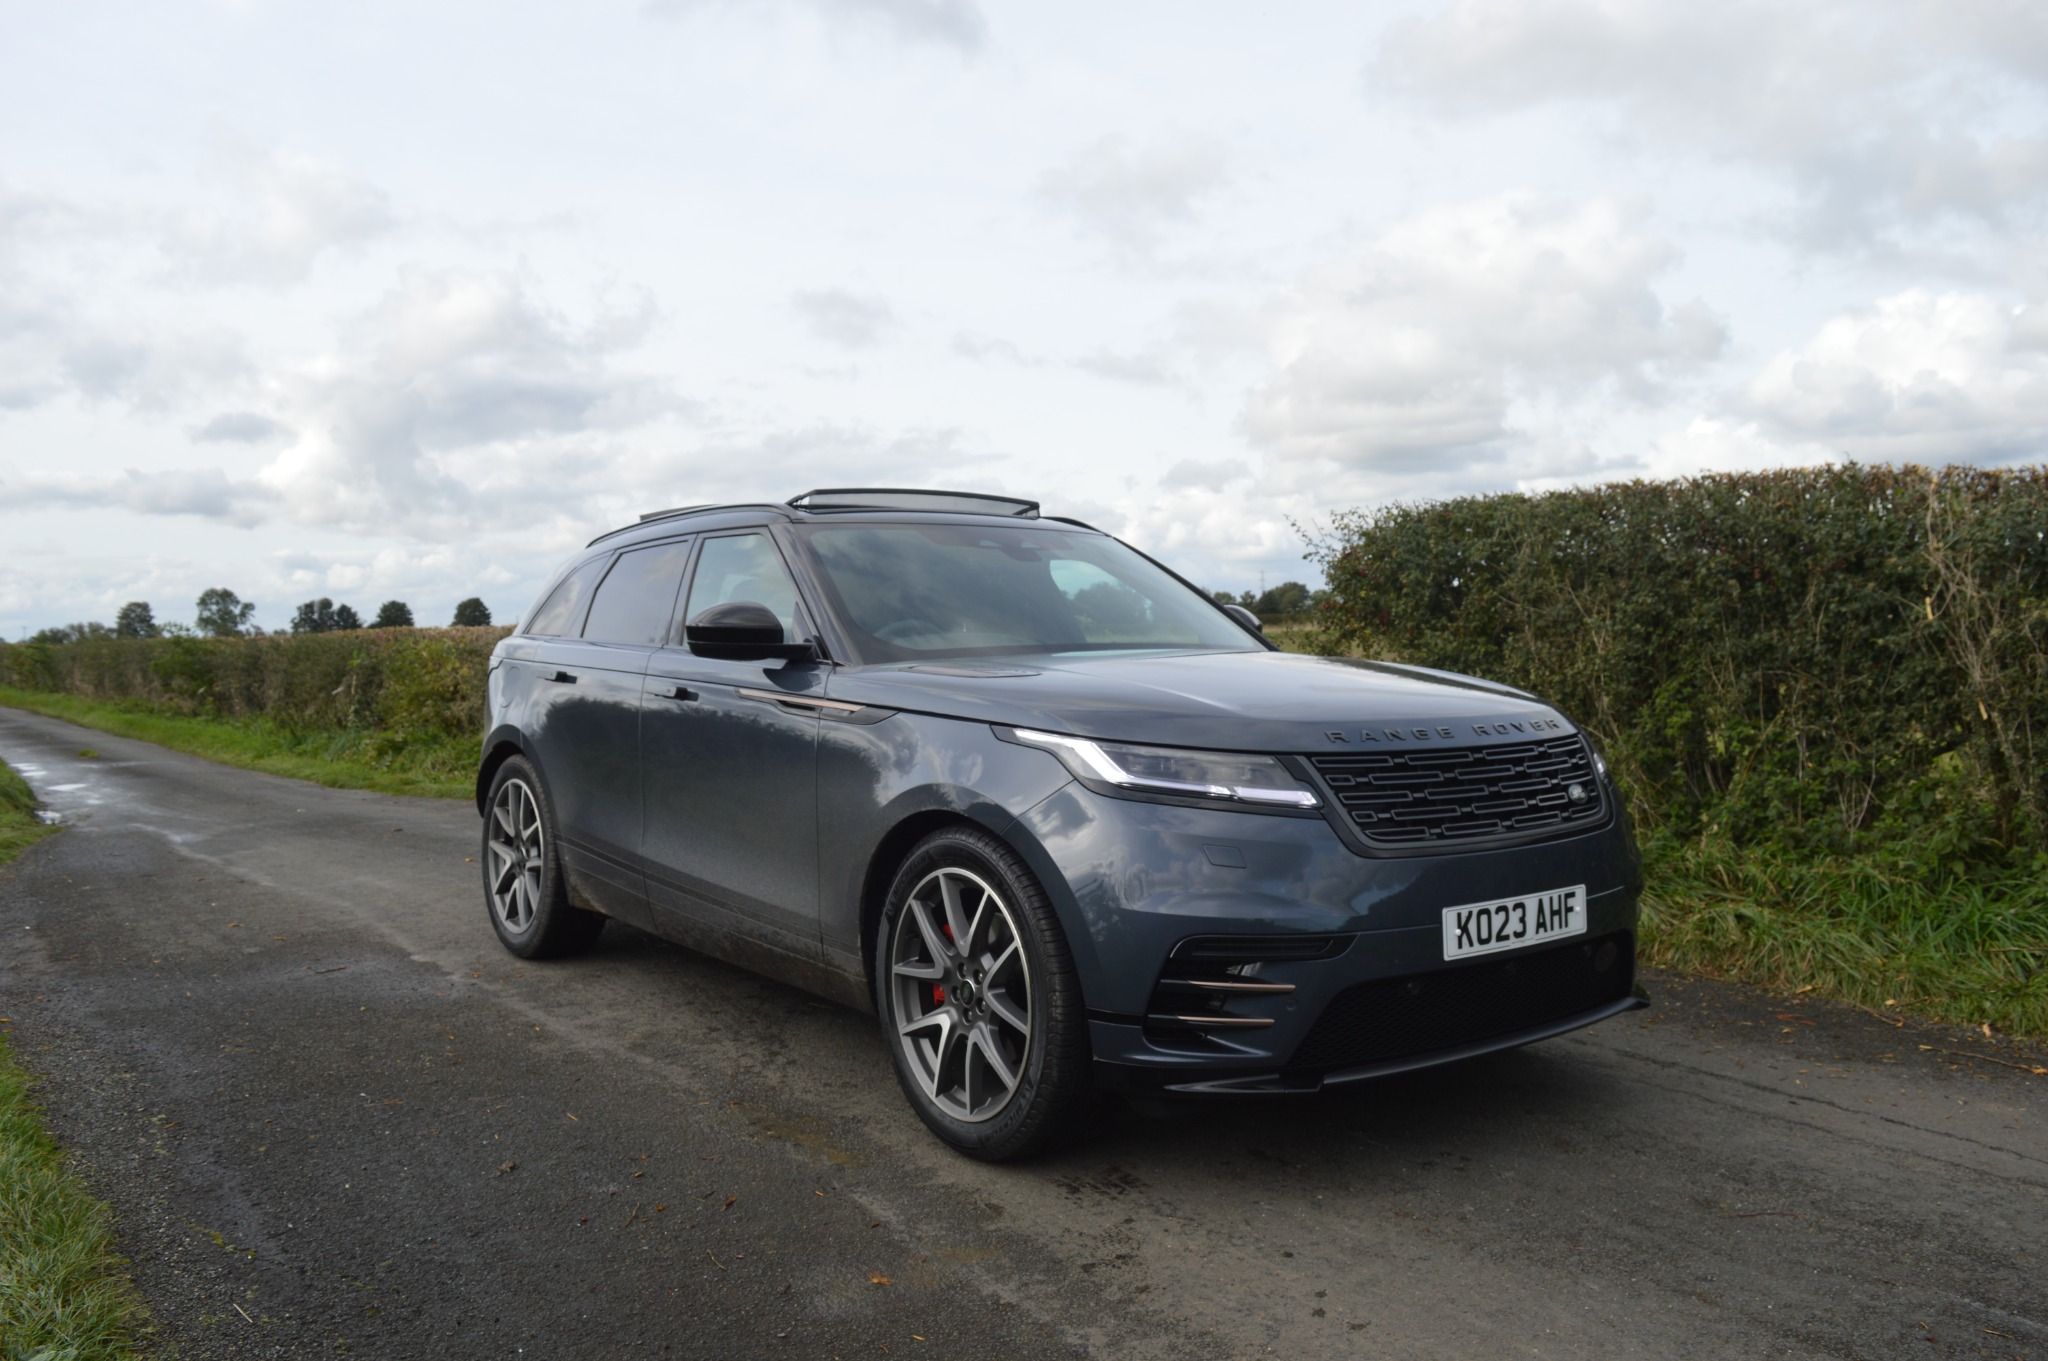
[524,558,607,637]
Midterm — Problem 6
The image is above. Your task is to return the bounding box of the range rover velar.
[477,488,1645,1159]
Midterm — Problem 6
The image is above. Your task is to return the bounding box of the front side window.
[582,540,692,646]
[797,524,1255,662]
[525,558,608,637]
[683,533,804,641]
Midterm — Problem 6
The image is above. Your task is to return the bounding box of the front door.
[640,530,826,959]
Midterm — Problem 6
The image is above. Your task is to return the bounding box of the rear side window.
[582,540,692,645]
[684,533,804,640]
[525,558,607,637]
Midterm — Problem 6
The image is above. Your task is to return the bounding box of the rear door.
[641,529,827,958]
[511,539,688,930]
[558,536,694,927]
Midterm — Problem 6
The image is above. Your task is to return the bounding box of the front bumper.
[1006,780,1646,1092]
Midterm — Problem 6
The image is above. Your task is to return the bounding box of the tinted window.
[798,524,1254,661]
[582,540,692,645]
[684,533,803,640]
[525,558,607,637]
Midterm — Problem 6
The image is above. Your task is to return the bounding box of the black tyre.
[481,755,604,959]
[873,825,1091,1161]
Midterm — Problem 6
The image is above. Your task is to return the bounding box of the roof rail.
[585,502,795,548]
[786,488,1039,518]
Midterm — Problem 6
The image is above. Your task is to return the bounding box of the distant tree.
[291,598,340,634]
[1210,590,1236,606]
[196,587,256,638]
[29,622,114,645]
[159,620,194,638]
[451,597,492,627]
[372,600,415,628]
[1253,581,1313,618]
[332,603,363,631]
[114,601,160,638]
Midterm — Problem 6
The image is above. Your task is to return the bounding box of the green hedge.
[1310,464,2048,866]
[0,627,507,771]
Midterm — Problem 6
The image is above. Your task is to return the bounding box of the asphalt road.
[1,707,2043,1360]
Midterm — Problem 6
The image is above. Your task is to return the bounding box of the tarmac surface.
[1,705,2043,1359]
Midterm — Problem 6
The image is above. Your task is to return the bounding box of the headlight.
[997,727,1319,810]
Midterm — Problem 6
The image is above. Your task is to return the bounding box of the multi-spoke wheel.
[480,755,604,959]
[875,826,1091,1160]
[486,776,546,934]
[890,866,1033,1122]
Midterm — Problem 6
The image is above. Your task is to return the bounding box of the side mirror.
[1223,603,1264,634]
[684,602,815,663]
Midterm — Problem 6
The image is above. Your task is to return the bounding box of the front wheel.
[873,826,1091,1161]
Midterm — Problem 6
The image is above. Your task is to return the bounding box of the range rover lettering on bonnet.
[1324,717,1567,744]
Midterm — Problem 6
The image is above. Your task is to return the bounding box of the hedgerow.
[1310,464,2048,863]
[1307,464,2048,1033]
[0,627,506,778]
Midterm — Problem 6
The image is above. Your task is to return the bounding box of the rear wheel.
[874,826,1091,1160]
[482,756,604,959]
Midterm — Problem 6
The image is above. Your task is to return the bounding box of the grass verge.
[1642,839,2048,1038]
[0,686,471,801]
[2,761,148,1359]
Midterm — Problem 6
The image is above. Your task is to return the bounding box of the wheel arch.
[857,808,1008,994]
[475,726,531,814]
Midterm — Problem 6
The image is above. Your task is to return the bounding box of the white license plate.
[1441,884,1587,961]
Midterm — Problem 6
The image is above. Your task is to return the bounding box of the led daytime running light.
[1009,729,1319,809]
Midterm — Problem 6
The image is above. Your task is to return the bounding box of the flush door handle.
[664,685,697,702]
[546,670,578,684]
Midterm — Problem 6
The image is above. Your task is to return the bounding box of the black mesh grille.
[1289,932,1632,1071]
[1308,734,1604,848]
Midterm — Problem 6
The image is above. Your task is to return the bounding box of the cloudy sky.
[4,0,2046,635]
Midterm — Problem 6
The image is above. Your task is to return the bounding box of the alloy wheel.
[486,777,545,934]
[889,866,1033,1123]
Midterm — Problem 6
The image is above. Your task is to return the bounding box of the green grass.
[1642,839,2048,1038]
[2,762,149,1360]
[0,759,58,868]
[0,687,471,801]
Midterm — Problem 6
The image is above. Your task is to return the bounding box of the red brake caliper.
[932,921,954,1007]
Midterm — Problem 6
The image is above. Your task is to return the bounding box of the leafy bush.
[1310,464,2048,860]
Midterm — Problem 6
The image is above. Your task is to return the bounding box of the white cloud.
[1242,196,1723,482]
[791,289,898,349]
[166,146,396,287]
[1037,134,1232,255]
[646,0,986,54]
[190,411,293,444]
[1642,417,1838,481]
[4,467,276,527]
[1370,0,2048,251]
[252,270,683,536]
[1743,290,2048,461]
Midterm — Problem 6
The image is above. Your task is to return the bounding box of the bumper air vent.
[1142,935,1350,1045]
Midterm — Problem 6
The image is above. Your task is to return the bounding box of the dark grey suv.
[477,489,1644,1159]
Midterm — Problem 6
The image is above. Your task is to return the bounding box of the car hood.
[823,649,1577,754]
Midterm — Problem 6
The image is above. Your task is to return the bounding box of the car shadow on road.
[572,921,1639,1181]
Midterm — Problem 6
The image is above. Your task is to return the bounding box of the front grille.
[1308,733,1604,848]
[1288,932,1633,1071]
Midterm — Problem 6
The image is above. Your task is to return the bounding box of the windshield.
[797,523,1259,663]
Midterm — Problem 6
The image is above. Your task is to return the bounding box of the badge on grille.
[1567,782,1589,804]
